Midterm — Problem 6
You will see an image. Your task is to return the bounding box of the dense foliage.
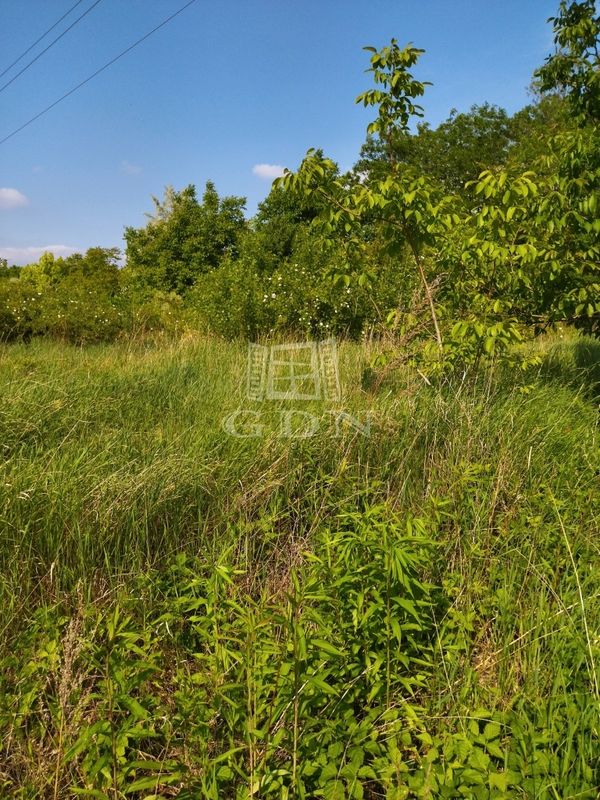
[1,1,597,361]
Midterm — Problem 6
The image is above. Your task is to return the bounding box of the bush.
[129,290,188,338]
[188,231,412,340]
[32,284,125,343]
[186,256,269,339]
[0,279,41,341]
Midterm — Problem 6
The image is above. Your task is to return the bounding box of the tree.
[524,0,600,331]
[447,1,600,338]
[279,40,459,357]
[251,180,324,262]
[123,182,247,295]
[20,248,120,294]
[280,22,600,371]
[535,0,600,123]
[507,92,574,172]
[356,103,514,195]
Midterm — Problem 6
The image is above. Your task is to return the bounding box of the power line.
[0,0,105,95]
[0,0,87,80]
[0,0,198,147]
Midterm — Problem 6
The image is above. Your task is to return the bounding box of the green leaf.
[483,722,501,741]
[120,696,150,719]
[311,638,345,657]
[488,772,508,791]
[125,774,180,793]
[308,674,338,696]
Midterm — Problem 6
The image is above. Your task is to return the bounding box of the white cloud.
[121,160,142,175]
[0,245,77,265]
[0,188,28,210]
[252,163,286,180]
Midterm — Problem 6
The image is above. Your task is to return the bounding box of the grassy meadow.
[0,332,598,798]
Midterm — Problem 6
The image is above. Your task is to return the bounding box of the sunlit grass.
[0,332,598,796]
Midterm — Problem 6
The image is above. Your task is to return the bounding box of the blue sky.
[0,0,558,265]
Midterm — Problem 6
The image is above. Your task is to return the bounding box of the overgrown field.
[0,333,598,798]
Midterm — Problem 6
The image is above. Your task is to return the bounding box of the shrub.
[0,279,41,341]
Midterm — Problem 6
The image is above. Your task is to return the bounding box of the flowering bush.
[0,280,41,341]
[188,231,410,339]
[33,287,125,343]
[185,256,269,339]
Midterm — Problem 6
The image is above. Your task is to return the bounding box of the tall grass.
[0,332,598,797]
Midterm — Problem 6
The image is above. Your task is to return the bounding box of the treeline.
[1,0,598,353]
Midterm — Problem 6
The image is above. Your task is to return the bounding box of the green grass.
[0,332,598,798]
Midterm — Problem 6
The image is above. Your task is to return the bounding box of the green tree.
[251,180,324,262]
[445,1,600,338]
[280,25,599,369]
[21,248,120,294]
[123,182,247,295]
[535,0,600,123]
[507,92,574,172]
[419,104,513,193]
[356,103,514,195]
[279,40,459,356]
